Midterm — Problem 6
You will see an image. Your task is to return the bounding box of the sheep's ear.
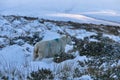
[67,35,71,39]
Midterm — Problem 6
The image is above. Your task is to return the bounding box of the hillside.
[0,15,120,80]
[1,0,120,23]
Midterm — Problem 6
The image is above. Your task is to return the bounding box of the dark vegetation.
[72,32,120,79]
[53,53,75,63]
[27,69,53,80]
[72,33,120,57]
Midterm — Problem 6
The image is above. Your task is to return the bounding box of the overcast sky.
[0,0,120,12]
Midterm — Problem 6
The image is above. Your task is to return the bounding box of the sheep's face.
[66,36,72,45]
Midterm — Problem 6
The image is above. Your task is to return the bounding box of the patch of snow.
[66,29,97,39]
[12,19,21,25]
[0,16,10,26]
[29,61,52,72]
[0,24,15,38]
[44,22,63,32]
[111,63,117,67]
[65,44,73,53]
[99,62,108,71]
[0,38,9,47]
[89,38,99,42]
[0,45,27,65]
[74,55,88,63]
[103,34,120,43]
[42,30,61,41]
[79,75,93,80]
[76,31,97,40]
[112,75,118,79]
[117,60,120,66]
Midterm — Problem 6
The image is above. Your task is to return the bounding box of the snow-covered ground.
[0,0,120,79]
[103,34,120,43]
[0,14,120,79]
[0,15,94,80]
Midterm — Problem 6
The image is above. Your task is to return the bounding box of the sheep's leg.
[33,46,39,61]
[38,50,44,60]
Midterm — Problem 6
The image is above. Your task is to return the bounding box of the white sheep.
[33,35,71,61]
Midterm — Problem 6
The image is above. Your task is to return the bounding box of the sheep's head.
[66,36,72,45]
[62,35,72,44]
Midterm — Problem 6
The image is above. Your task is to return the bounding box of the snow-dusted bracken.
[0,15,93,80]
[103,34,120,43]
[0,0,120,79]
[0,14,120,79]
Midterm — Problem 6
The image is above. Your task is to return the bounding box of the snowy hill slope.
[0,1,120,79]
[0,15,120,79]
[1,12,120,26]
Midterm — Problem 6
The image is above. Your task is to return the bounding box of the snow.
[47,13,120,26]
[65,44,73,53]
[74,55,88,63]
[89,38,99,42]
[66,29,97,40]
[81,10,120,23]
[29,61,52,72]
[0,44,33,65]
[0,42,88,79]
[117,60,120,66]
[103,34,120,43]
[0,17,9,26]
[0,0,120,79]
[0,15,90,79]
[0,38,9,47]
[79,75,93,80]
[42,30,61,41]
